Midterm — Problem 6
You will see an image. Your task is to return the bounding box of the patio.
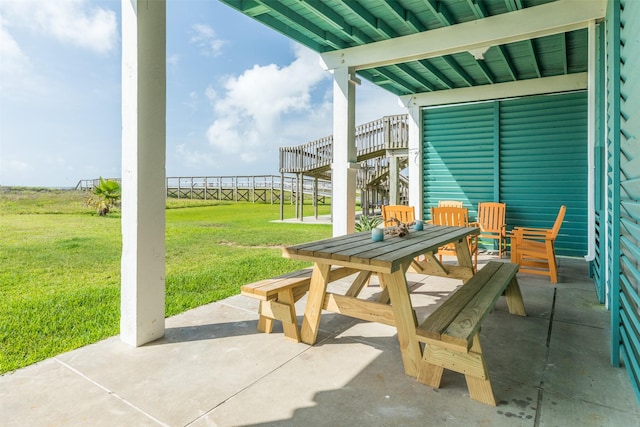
[1,255,638,426]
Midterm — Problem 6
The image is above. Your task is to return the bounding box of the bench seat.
[241,266,357,342]
[415,261,526,405]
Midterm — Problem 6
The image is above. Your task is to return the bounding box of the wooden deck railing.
[279,114,409,174]
[75,175,332,204]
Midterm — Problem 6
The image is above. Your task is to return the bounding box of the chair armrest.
[510,227,553,240]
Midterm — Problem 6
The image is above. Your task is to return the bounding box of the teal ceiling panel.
[220,0,588,96]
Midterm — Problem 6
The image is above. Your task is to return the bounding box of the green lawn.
[0,188,332,374]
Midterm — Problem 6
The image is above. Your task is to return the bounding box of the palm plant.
[85,177,121,216]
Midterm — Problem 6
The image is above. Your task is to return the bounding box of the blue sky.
[0,0,405,188]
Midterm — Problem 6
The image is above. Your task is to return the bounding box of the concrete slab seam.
[183,345,315,426]
[53,357,169,427]
[534,287,557,426]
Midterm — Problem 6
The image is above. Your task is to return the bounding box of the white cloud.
[205,44,331,164]
[176,144,219,168]
[191,23,225,57]
[0,0,117,54]
[0,17,30,90]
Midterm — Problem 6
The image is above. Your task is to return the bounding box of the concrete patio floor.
[2,255,639,426]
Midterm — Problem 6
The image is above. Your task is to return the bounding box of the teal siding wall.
[422,92,588,257]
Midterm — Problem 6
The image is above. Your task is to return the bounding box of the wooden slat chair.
[477,202,507,258]
[438,200,463,208]
[381,205,415,227]
[509,205,567,283]
[430,206,478,272]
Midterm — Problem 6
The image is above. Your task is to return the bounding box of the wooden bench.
[415,261,526,406]
[241,266,357,342]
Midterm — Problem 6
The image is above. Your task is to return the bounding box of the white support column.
[120,0,166,346]
[407,106,422,219]
[585,20,596,262]
[389,156,399,205]
[331,67,358,237]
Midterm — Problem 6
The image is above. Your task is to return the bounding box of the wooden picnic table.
[282,224,480,377]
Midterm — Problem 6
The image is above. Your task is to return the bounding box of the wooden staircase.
[279,114,410,213]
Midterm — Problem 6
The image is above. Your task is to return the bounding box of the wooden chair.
[381,205,415,227]
[477,202,507,258]
[438,200,463,208]
[430,206,478,271]
[509,205,566,283]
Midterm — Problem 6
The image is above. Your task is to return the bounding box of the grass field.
[0,187,332,374]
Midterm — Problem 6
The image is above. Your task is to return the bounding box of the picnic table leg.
[454,239,474,272]
[380,265,421,377]
[300,263,331,345]
[504,277,526,316]
[345,271,372,297]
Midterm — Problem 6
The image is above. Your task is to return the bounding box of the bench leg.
[257,302,275,334]
[504,277,526,316]
[464,335,496,406]
[416,358,444,388]
[277,288,301,342]
[417,334,496,406]
[256,289,301,342]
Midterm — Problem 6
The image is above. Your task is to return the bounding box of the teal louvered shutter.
[422,101,496,219]
[422,93,588,257]
[499,92,588,257]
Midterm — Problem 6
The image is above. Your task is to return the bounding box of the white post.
[389,156,399,205]
[331,67,358,236]
[120,0,166,346]
[407,105,423,219]
[585,20,596,262]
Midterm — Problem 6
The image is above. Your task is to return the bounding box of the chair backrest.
[477,202,506,233]
[438,200,464,208]
[381,205,415,227]
[550,205,567,239]
[430,206,470,227]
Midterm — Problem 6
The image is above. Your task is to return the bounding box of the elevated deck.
[279,114,410,213]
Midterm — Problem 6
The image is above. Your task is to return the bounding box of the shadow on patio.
[1,256,638,426]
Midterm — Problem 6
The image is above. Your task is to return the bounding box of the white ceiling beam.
[320,0,606,71]
[399,73,588,107]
